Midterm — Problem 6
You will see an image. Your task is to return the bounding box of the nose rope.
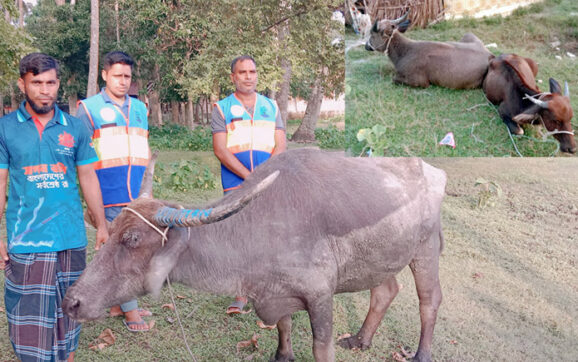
[384,28,397,56]
[124,206,196,361]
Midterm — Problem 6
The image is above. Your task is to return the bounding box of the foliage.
[314,125,345,149]
[154,159,216,195]
[356,124,388,157]
[25,0,91,99]
[0,0,34,89]
[149,125,213,152]
[474,178,503,209]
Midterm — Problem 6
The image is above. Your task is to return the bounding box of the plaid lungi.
[4,247,86,362]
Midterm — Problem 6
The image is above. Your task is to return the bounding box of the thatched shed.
[364,0,544,28]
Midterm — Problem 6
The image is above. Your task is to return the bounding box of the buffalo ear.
[398,19,411,33]
[549,78,562,95]
[513,105,541,124]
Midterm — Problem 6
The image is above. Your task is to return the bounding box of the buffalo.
[483,53,576,154]
[365,12,493,89]
[64,149,446,362]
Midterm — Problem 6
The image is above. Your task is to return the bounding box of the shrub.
[314,126,345,150]
[149,124,213,151]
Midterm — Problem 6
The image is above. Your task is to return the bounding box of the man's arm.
[77,164,109,250]
[0,169,8,269]
[212,132,251,179]
[272,129,287,156]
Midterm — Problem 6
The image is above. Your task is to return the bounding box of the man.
[211,55,286,314]
[0,53,108,361]
[76,51,151,332]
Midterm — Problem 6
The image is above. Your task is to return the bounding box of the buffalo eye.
[121,230,141,249]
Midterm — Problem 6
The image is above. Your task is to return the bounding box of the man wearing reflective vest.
[211,55,286,314]
[77,51,152,332]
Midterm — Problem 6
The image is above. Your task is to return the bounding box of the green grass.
[1,152,577,361]
[346,0,578,157]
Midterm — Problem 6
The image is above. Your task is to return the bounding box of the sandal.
[123,319,150,332]
[110,308,152,318]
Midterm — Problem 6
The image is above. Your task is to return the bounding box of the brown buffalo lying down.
[366,12,493,89]
[64,149,446,362]
[483,53,576,154]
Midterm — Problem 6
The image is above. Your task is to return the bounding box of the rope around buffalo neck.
[124,207,197,362]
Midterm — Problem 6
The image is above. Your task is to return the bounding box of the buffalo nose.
[62,295,81,317]
[365,43,373,51]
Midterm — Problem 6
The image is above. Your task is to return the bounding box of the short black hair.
[103,51,134,70]
[231,55,256,73]
[19,53,60,78]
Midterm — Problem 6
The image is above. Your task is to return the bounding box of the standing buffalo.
[483,53,576,153]
[64,149,446,362]
[365,12,493,89]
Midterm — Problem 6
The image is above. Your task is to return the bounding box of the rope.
[123,207,197,361]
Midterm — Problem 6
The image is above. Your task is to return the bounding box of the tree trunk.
[10,86,18,111]
[186,99,195,129]
[55,0,66,5]
[170,101,180,125]
[275,18,291,127]
[86,0,99,98]
[18,0,24,27]
[291,73,324,143]
[114,0,120,46]
[0,91,4,116]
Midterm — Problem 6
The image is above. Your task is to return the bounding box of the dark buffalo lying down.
[64,149,446,362]
[483,53,576,153]
[366,12,493,89]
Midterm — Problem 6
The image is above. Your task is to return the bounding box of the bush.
[154,159,217,195]
[314,126,345,150]
[149,124,213,151]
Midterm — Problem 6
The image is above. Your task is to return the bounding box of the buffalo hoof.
[337,334,371,350]
[270,353,295,362]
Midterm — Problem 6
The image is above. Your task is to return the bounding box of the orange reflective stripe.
[93,126,148,138]
[93,157,149,170]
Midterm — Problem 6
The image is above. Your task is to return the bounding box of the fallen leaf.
[0,306,4,313]
[88,342,108,351]
[256,320,276,330]
[472,272,483,279]
[236,333,260,354]
[166,317,175,324]
[176,295,186,299]
[97,328,116,345]
[148,320,156,330]
[337,333,351,341]
[450,339,458,345]
[162,303,175,310]
[392,351,407,361]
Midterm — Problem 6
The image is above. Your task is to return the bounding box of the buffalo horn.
[139,151,159,198]
[564,81,570,97]
[525,94,549,109]
[154,170,280,227]
[392,10,409,25]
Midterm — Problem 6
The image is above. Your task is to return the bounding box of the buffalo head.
[514,79,576,154]
[63,153,278,321]
[365,11,410,52]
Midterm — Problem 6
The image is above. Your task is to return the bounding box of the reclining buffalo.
[63,149,446,362]
[365,12,493,89]
[483,53,576,154]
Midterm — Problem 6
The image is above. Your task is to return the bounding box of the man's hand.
[95,226,109,251]
[0,241,9,270]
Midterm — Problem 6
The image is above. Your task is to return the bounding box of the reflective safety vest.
[79,93,149,207]
[215,93,277,192]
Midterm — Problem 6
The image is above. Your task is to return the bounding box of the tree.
[87,0,99,97]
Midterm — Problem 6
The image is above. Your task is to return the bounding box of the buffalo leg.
[273,315,295,362]
[409,255,442,362]
[338,276,399,350]
[499,105,523,135]
[307,297,335,361]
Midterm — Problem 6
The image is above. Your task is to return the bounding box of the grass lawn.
[346,0,578,157]
[1,151,577,361]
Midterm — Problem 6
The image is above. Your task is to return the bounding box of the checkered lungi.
[4,247,86,361]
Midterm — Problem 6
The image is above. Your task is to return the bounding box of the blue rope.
[153,207,213,227]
